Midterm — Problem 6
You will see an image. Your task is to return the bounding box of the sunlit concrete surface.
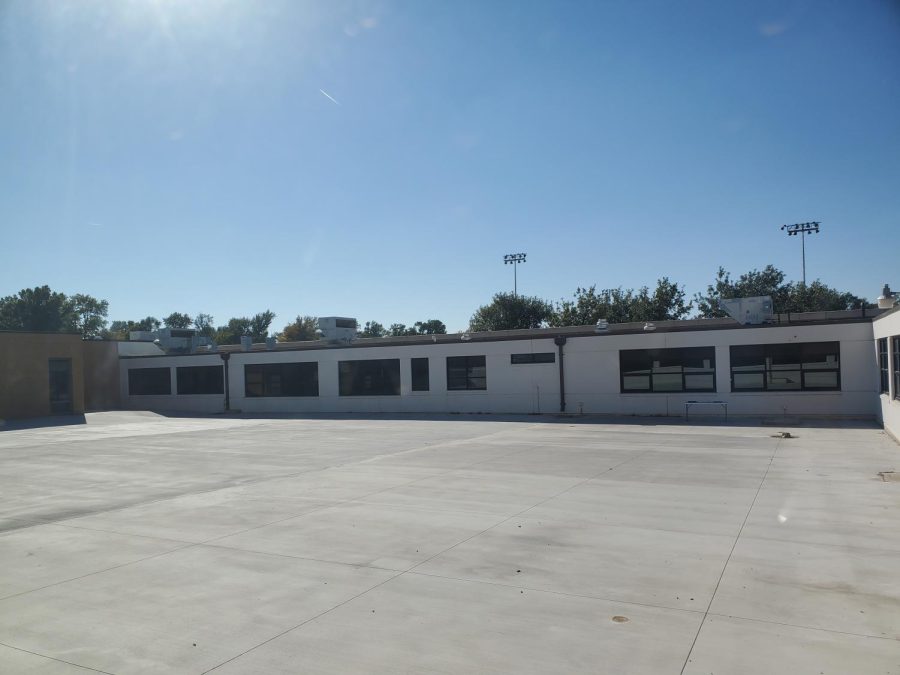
[0,411,898,674]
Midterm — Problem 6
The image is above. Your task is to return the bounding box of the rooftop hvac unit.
[719,296,774,325]
[317,317,357,343]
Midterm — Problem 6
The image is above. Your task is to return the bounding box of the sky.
[1,0,898,333]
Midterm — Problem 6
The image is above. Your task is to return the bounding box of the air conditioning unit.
[317,317,357,343]
[719,296,774,325]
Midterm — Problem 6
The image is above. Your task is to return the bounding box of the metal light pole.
[503,253,526,296]
[780,222,820,286]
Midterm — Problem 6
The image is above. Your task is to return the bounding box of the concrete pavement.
[0,412,897,673]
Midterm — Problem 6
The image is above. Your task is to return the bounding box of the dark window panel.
[128,367,171,395]
[878,338,889,394]
[177,365,224,395]
[245,362,318,397]
[446,356,487,391]
[339,359,401,396]
[411,358,430,392]
[510,353,555,364]
[730,342,840,392]
[619,348,716,393]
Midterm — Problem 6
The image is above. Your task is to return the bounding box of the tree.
[249,310,276,342]
[163,312,193,329]
[389,323,418,337]
[105,316,160,340]
[194,313,216,340]
[69,293,109,338]
[553,278,691,327]
[630,278,691,322]
[359,321,386,338]
[278,315,318,342]
[215,318,251,345]
[469,293,555,331]
[215,311,275,344]
[413,319,447,334]
[694,265,874,317]
[0,285,76,333]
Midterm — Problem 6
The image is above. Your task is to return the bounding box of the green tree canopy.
[388,323,418,337]
[359,321,386,338]
[413,319,447,334]
[215,311,275,344]
[278,315,319,342]
[194,313,215,339]
[163,312,193,329]
[0,286,109,338]
[552,278,691,326]
[469,293,555,331]
[694,266,873,317]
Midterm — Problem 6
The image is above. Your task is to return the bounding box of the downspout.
[220,352,231,412]
[554,336,567,413]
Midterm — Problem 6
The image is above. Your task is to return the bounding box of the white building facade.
[119,311,894,429]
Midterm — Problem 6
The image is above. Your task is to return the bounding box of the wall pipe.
[220,352,231,412]
[554,336,567,413]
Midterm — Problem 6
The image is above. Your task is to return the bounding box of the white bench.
[685,400,728,421]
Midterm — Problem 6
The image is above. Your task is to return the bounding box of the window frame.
[510,352,556,365]
[176,365,224,395]
[446,355,487,391]
[411,357,430,392]
[618,347,716,394]
[244,362,319,398]
[338,359,401,396]
[893,337,900,401]
[730,341,841,393]
[878,338,889,395]
[128,367,171,396]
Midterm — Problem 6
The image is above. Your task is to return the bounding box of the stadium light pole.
[503,253,527,296]
[780,222,820,286]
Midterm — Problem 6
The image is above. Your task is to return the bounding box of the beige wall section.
[83,341,120,411]
[0,332,86,419]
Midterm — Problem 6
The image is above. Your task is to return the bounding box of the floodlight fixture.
[503,252,527,296]
[780,222,821,285]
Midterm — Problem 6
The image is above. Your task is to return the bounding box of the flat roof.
[118,308,882,359]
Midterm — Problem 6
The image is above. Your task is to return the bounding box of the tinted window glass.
[447,355,487,390]
[245,362,318,397]
[128,367,171,395]
[510,353,555,364]
[619,348,715,393]
[411,358,429,392]
[339,359,400,396]
[730,342,839,392]
[177,365,223,395]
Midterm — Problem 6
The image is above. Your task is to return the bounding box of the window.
[411,358,429,391]
[245,362,318,397]
[339,359,400,396]
[128,367,171,395]
[510,352,555,364]
[619,347,715,393]
[177,365,224,395]
[730,342,840,392]
[879,338,889,394]
[335,318,357,329]
[894,337,900,401]
[447,355,487,390]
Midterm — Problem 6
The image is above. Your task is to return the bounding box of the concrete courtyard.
[0,411,898,674]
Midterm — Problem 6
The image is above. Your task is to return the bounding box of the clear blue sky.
[1,0,898,332]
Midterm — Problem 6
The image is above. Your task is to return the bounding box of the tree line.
[0,265,873,340]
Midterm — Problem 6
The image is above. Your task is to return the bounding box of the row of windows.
[891,337,900,401]
[127,355,493,397]
[127,342,848,397]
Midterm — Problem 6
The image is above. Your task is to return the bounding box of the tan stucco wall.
[0,332,86,419]
[83,340,120,411]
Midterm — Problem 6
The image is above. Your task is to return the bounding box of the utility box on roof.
[317,317,357,343]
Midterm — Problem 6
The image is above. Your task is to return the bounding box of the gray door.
[49,358,73,414]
